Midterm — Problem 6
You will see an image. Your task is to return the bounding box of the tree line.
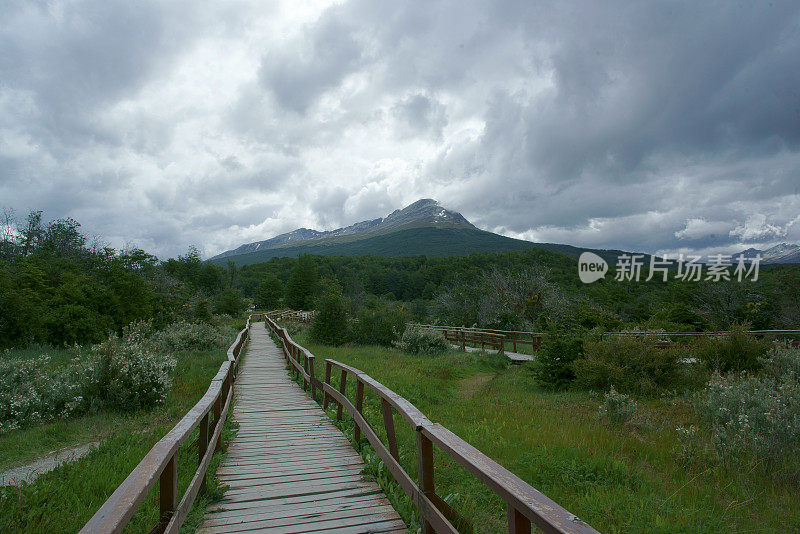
[0,210,247,348]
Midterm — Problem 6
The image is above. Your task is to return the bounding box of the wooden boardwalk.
[200,322,406,534]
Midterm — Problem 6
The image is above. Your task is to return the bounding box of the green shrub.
[699,373,800,463]
[0,321,178,433]
[759,341,800,381]
[598,386,637,425]
[351,306,406,346]
[149,320,232,353]
[394,327,450,356]
[529,333,583,390]
[573,335,688,395]
[310,288,349,346]
[193,299,213,323]
[693,322,769,373]
[85,326,176,411]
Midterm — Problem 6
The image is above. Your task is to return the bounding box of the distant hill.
[209,199,638,266]
[736,243,800,264]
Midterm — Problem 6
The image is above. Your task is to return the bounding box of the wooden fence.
[409,324,545,354]
[267,308,316,323]
[409,323,800,353]
[266,313,598,534]
[80,314,260,534]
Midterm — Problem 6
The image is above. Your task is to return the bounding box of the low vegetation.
[0,318,239,533]
[393,326,450,355]
[285,323,800,533]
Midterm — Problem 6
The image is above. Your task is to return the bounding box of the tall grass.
[290,328,799,533]
[0,319,241,533]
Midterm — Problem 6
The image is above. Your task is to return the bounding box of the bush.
[149,320,232,353]
[698,343,800,463]
[394,327,450,356]
[598,386,637,425]
[529,333,583,390]
[310,288,349,346]
[573,335,688,395]
[85,326,176,411]
[693,323,769,373]
[351,306,406,347]
[194,299,213,323]
[0,321,178,434]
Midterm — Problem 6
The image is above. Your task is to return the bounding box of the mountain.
[209,199,635,266]
[736,243,800,264]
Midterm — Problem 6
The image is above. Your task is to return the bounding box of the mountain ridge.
[736,242,800,264]
[211,199,474,261]
[208,198,644,267]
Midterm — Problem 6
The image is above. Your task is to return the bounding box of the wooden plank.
[202,504,398,530]
[205,494,390,520]
[200,322,404,533]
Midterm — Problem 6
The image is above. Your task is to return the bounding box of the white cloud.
[730,214,787,242]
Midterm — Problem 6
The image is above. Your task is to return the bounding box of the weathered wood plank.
[200,322,405,533]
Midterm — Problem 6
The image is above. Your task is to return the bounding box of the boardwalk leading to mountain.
[200,322,406,534]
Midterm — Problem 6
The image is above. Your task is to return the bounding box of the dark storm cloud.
[1,0,798,258]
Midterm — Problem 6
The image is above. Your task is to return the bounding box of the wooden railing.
[80,314,263,534]
[269,309,316,323]
[266,313,598,534]
[410,324,800,352]
[410,324,545,354]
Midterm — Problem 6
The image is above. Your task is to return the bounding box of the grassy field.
[0,334,242,533]
[286,327,799,533]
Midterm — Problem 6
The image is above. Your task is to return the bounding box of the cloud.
[0,0,798,259]
[730,214,788,242]
[675,218,735,241]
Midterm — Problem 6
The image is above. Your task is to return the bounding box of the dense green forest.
[0,210,246,348]
[2,209,798,349]
[237,249,800,332]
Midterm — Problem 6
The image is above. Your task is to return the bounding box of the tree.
[285,255,317,309]
[256,274,284,310]
[310,283,349,345]
[213,288,247,316]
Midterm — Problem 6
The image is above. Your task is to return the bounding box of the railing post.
[417,429,435,534]
[214,391,223,452]
[159,453,177,525]
[354,379,364,444]
[461,331,466,351]
[508,505,531,533]
[381,398,400,462]
[323,361,332,409]
[303,352,309,391]
[499,336,505,355]
[198,412,209,494]
[336,369,347,421]
[309,356,316,400]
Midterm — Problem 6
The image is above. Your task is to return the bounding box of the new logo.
[578,252,608,283]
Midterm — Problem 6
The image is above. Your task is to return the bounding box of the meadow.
[0,320,242,533]
[288,327,800,533]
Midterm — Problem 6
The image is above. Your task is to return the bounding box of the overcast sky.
[2,0,799,259]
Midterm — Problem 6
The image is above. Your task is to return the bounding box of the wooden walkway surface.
[200,322,406,533]
[454,344,535,363]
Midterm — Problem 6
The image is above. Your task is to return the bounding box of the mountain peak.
[210,198,475,261]
[736,242,800,264]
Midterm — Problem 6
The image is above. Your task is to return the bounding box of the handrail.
[266,313,598,534]
[409,323,800,353]
[80,313,264,534]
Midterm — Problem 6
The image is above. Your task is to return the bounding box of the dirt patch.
[0,441,100,486]
[459,372,496,400]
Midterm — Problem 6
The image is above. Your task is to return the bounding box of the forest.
[2,209,799,350]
